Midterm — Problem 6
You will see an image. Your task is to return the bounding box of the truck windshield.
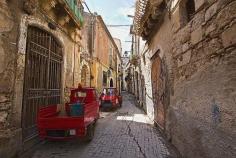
[76,92,87,97]
[103,89,116,96]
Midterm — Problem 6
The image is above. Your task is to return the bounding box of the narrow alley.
[30,93,179,158]
[1,0,236,158]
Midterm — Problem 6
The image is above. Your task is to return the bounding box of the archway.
[22,26,63,141]
[110,78,114,87]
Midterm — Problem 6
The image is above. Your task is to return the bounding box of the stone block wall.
[0,1,22,157]
[0,1,15,130]
[169,0,236,157]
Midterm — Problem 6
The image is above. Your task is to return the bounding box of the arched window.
[110,78,114,87]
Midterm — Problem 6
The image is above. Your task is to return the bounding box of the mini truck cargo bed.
[37,87,100,140]
[37,105,87,140]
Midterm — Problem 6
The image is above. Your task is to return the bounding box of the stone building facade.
[83,13,120,93]
[121,56,130,91]
[0,0,84,157]
[114,38,122,93]
[94,15,120,91]
[133,0,236,157]
[126,28,147,112]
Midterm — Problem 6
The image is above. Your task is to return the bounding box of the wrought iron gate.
[22,26,63,141]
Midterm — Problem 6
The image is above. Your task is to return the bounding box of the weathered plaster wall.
[0,1,21,157]
[140,0,236,157]
[169,0,236,157]
[0,0,15,131]
[94,18,109,66]
[147,13,174,131]
[91,16,118,91]
[141,49,155,121]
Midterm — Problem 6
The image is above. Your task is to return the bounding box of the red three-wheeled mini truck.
[37,87,100,141]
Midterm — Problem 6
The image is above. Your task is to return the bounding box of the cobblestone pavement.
[31,92,180,158]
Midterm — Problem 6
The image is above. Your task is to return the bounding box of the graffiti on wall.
[212,99,221,125]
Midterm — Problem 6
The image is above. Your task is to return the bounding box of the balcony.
[40,0,84,28]
[133,0,166,40]
[64,0,84,27]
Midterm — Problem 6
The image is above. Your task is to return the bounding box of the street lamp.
[125,41,136,43]
[127,15,135,18]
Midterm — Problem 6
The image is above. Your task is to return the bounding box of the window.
[76,92,87,98]
[103,71,107,86]
[109,46,113,67]
[142,54,146,65]
[186,0,195,22]
[179,0,196,26]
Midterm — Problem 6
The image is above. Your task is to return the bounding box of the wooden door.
[151,54,165,129]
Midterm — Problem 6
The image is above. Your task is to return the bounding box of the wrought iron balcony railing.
[65,0,84,26]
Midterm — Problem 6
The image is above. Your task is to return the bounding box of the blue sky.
[84,0,136,55]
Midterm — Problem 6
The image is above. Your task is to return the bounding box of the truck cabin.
[70,88,96,104]
[101,88,118,96]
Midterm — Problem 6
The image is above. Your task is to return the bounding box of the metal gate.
[151,52,166,129]
[22,26,63,141]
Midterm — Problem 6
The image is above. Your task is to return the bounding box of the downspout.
[73,31,76,87]
[116,56,118,89]
[90,14,95,87]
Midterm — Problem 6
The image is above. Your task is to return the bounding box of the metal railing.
[65,0,84,26]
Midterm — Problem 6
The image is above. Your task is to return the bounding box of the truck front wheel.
[85,123,95,142]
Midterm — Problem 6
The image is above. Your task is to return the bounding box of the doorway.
[151,52,166,129]
[110,78,114,87]
[22,26,63,142]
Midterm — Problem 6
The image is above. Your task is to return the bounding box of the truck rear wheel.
[85,123,95,142]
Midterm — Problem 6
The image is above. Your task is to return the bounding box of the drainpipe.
[73,30,76,87]
[83,1,94,87]
[116,58,118,89]
[90,14,95,87]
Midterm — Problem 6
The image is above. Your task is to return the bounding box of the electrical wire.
[83,1,93,14]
